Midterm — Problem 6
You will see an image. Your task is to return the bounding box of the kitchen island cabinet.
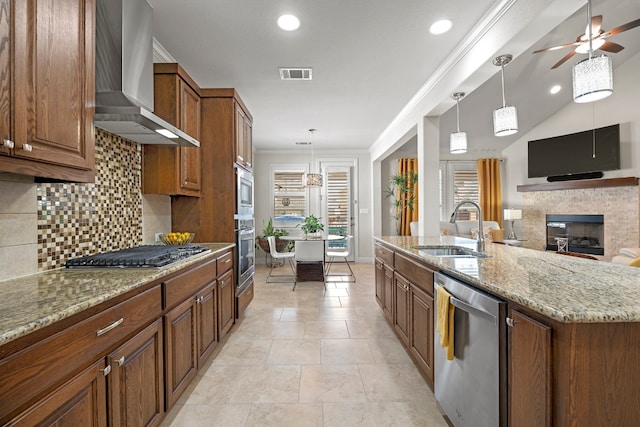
[144,63,201,197]
[0,0,95,182]
[375,242,435,389]
[375,235,640,426]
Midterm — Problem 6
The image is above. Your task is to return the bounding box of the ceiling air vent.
[279,68,312,80]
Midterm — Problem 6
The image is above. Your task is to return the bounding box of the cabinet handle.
[116,356,125,366]
[3,139,14,149]
[96,318,124,336]
[20,143,33,152]
[101,365,112,376]
[237,155,244,161]
[506,317,517,327]
[223,259,231,264]
[195,295,203,304]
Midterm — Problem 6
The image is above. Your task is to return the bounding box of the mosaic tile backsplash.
[37,129,143,270]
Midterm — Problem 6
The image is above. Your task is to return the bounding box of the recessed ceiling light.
[430,19,452,35]
[550,84,562,95]
[277,14,300,31]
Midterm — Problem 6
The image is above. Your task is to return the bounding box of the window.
[440,161,479,221]
[272,166,307,230]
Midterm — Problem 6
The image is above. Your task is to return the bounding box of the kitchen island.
[374,235,640,426]
[0,243,235,426]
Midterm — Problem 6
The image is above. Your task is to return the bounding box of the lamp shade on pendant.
[572,55,613,103]
[306,173,323,187]
[450,92,467,154]
[493,106,518,136]
[450,131,467,154]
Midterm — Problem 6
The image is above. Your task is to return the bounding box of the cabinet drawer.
[0,285,161,422]
[217,250,233,275]
[164,258,216,310]
[237,279,254,317]
[395,253,434,295]
[375,242,394,266]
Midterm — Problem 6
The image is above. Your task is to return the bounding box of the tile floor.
[161,262,448,427]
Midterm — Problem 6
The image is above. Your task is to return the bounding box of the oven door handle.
[238,228,255,236]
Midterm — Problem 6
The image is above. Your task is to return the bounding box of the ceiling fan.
[534,15,640,69]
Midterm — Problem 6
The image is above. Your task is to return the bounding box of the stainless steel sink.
[411,245,490,258]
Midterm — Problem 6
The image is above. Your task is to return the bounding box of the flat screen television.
[527,124,620,178]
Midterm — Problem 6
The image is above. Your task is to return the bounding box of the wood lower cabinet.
[1,250,236,425]
[374,242,437,390]
[164,296,198,410]
[409,284,434,388]
[8,359,107,427]
[217,269,235,339]
[1,0,95,182]
[196,281,218,367]
[109,318,164,427]
[144,63,201,197]
[393,273,411,346]
[508,309,551,427]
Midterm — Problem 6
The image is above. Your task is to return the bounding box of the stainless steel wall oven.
[236,219,255,288]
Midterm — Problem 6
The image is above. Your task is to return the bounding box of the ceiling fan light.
[450,131,467,154]
[572,55,613,103]
[306,173,323,187]
[493,105,518,136]
[575,38,605,54]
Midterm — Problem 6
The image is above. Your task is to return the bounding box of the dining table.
[279,234,346,282]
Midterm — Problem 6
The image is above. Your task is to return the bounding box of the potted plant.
[298,214,325,237]
[256,218,289,253]
[385,171,418,235]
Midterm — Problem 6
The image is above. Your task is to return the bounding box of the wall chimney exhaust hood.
[94,0,200,148]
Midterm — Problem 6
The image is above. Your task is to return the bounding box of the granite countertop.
[0,243,234,347]
[375,236,640,323]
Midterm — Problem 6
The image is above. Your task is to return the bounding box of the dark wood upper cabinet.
[0,0,95,182]
[143,63,201,197]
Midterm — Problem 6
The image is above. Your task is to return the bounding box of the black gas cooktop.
[65,244,209,268]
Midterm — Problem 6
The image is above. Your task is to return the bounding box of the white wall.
[253,149,373,263]
[503,51,640,208]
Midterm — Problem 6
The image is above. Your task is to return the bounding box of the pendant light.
[450,92,467,154]
[492,54,518,136]
[572,0,613,103]
[306,129,323,187]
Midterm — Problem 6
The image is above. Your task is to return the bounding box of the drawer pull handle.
[96,318,124,336]
[3,139,14,148]
[223,259,231,264]
[101,365,111,376]
[506,317,517,327]
[21,143,33,152]
[116,356,125,366]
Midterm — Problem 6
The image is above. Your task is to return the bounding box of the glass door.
[321,162,356,261]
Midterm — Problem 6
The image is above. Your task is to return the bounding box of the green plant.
[298,214,325,234]
[256,218,290,253]
[256,217,288,240]
[385,171,418,234]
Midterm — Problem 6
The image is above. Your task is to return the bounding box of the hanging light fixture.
[306,129,323,187]
[572,0,613,103]
[450,92,467,154]
[492,54,518,136]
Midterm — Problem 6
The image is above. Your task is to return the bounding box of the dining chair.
[325,236,355,282]
[267,236,296,286]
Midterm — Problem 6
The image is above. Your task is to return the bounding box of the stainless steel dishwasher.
[433,272,507,427]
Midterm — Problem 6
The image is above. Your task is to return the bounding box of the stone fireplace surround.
[519,178,640,261]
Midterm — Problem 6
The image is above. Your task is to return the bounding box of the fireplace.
[546,214,604,255]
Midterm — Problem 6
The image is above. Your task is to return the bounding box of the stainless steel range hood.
[95,0,199,147]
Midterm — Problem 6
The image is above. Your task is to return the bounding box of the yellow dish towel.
[436,285,455,360]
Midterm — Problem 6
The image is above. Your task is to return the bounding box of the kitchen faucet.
[450,200,484,252]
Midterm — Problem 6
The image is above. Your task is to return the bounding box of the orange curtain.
[398,158,419,236]
[477,158,503,228]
